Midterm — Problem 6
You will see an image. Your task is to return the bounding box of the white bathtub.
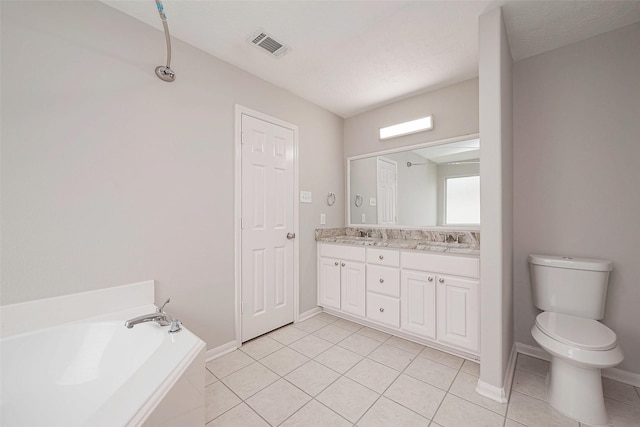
[1,307,205,427]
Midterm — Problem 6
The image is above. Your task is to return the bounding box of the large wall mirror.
[348,136,480,228]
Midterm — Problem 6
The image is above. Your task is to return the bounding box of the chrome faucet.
[125,298,181,332]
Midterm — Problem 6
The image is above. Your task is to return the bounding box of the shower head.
[154,0,175,82]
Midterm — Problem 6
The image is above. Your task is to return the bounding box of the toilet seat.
[535,312,617,351]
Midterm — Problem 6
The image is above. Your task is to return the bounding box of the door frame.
[234,105,300,348]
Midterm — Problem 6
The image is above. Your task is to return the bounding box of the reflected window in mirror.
[444,175,480,225]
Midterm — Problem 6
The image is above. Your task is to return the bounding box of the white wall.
[513,23,640,374]
[344,79,479,158]
[478,6,514,401]
[0,1,344,349]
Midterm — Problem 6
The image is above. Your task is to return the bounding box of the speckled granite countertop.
[315,228,480,256]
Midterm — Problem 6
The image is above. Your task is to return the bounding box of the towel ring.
[354,195,363,207]
[327,192,336,206]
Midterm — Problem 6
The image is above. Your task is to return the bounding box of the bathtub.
[1,305,206,427]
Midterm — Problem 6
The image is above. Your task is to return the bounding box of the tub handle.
[169,319,182,333]
[158,298,171,313]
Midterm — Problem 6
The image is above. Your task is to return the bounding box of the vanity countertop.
[315,228,480,256]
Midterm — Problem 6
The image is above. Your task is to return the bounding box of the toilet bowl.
[531,312,623,426]
[528,254,623,426]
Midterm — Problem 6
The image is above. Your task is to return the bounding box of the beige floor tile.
[285,360,341,396]
[515,354,550,378]
[419,346,464,369]
[358,396,430,427]
[314,312,341,324]
[260,347,310,376]
[345,358,400,393]
[605,397,640,427]
[504,419,527,427]
[294,316,331,333]
[280,400,352,427]
[246,379,311,426]
[206,350,254,379]
[404,357,458,391]
[449,372,508,415]
[290,334,334,358]
[269,324,309,345]
[511,369,546,401]
[430,423,444,427]
[205,381,242,422]
[461,360,481,377]
[205,368,217,386]
[209,402,268,427]
[240,335,284,360]
[317,377,380,423]
[332,318,364,332]
[507,391,579,427]
[313,324,355,344]
[357,326,392,342]
[386,335,425,354]
[368,344,417,371]
[221,362,279,400]
[603,378,640,408]
[433,394,504,427]
[315,345,363,374]
[338,333,382,356]
[384,374,445,419]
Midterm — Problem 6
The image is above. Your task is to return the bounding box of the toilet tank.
[528,254,613,319]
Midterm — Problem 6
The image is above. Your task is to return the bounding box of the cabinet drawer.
[366,293,400,328]
[367,248,400,267]
[401,251,479,278]
[366,265,400,297]
[320,243,365,262]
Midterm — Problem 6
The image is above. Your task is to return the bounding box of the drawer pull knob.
[428,277,433,282]
[341,263,346,267]
[379,307,384,313]
[379,255,384,260]
[334,261,339,266]
[379,278,384,283]
[439,278,444,283]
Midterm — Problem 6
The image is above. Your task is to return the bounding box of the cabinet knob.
[379,307,384,313]
[379,278,384,283]
[341,263,346,267]
[428,276,433,282]
[439,278,444,283]
[379,255,384,260]
[334,261,339,266]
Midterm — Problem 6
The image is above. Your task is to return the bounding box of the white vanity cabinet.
[318,242,480,357]
[318,244,366,317]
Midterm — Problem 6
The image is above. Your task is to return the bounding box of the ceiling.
[102,1,640,118]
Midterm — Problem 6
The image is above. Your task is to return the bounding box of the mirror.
[348,137,480,228]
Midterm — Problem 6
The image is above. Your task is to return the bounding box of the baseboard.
[502,343,518,402]
[475,343,517,404]
[298,306,322,322]
[205,341,237,362]
[515,341,640,388]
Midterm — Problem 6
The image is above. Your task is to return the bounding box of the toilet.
[528,254,623,426]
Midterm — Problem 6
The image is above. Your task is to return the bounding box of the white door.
[340,261,366,317]
[401,270,437,339]
[318,257,341,309]
[377,157,397,225]
[241,114,295,342]
[437,275,479,352]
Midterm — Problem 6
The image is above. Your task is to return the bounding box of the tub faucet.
[125,298,173,329]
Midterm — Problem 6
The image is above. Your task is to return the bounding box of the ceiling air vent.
[248,29,289,58]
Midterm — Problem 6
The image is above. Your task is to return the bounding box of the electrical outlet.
[320,213,326,225]
[361,213,366,223]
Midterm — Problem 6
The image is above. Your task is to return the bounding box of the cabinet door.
[319,257,341,309]
[401,270,436,339]
[437,275,479,352]
[340,261,366,317]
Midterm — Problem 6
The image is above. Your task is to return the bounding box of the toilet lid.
[535,312,617,351]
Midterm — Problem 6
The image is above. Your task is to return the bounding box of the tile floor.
[205,313,640,427]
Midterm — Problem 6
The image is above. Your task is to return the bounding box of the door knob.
[341,263,346,267]
[439,278,444,283]
[287,232,296,240]
[379,278,384,283]
[334,261,339,266]
[428,277,433,282]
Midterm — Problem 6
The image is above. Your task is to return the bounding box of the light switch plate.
[300,191,312,203]
[370,198,377,206]
[320,214,326,225]
[361,213,366,222]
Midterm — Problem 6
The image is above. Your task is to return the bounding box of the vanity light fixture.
[379,115,433,140]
